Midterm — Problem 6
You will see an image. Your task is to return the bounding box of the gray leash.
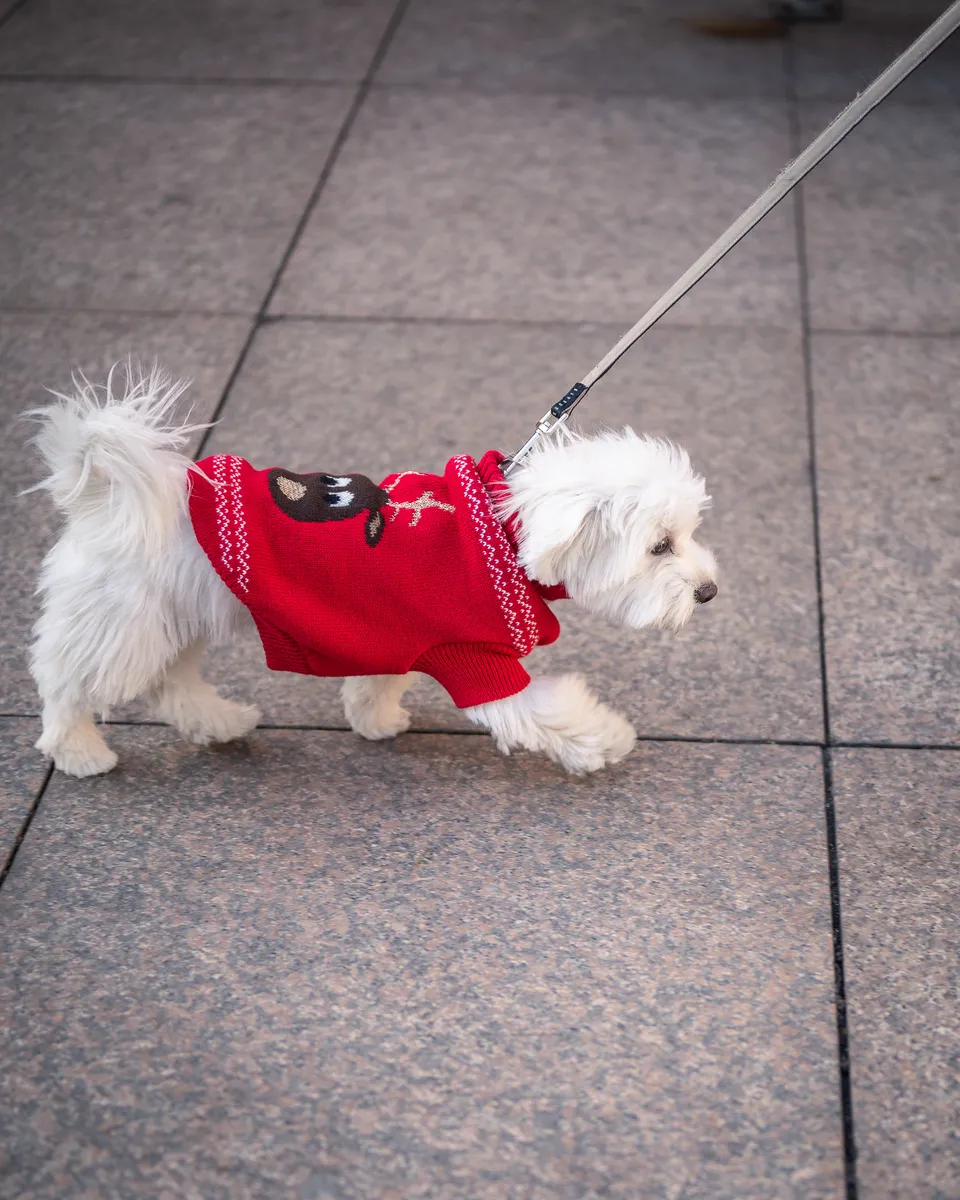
[504,0,960,474]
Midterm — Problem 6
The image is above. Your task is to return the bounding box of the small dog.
[27,365,718,778]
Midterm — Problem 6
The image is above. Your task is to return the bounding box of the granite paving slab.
[0,82,352,313]
[271,90,799,328]
[376,0,790,98]
[0,718,46,867]
[833,748,960,1199]
[843,0,956,16]
[193,317,822,741]
[0,311,253,714]
[792,19,960,105]
[800,101,960,334]
[812,333,959,745]
[0,727,843,1199]
[0,0,396,81]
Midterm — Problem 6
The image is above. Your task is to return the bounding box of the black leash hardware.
[550,382,587,419]
[506,380,593,471]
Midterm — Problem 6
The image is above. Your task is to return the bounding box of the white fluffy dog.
[27,366,717,778]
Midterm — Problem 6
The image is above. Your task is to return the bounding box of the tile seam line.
[2,715,956,750]
[0,762,52,892]
[0,304,257,320]
[810,326,960,340]
[265,316,960,339]
[0,72,360,87]
[369,81,960,110]
[261,313,799,334]
[786,37,858,1200]
[0,75,789,101]
[368,80,960,108]
[0,74,786,102]
[0,0,30,35]
[191,0,413,462]
[5,307,960,340]
[822,743,859,1200]
[787,71,832,752]
[3,73,951,109]
[1,721,819,745]
[0,305,799,334]
[0,72,896,105]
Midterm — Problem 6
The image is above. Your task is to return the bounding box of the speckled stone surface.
[0,0,395,80]
[377,0,790,98]
[812,334,959,745]
[0,719,45,866]
[832,749,960,1199]
[792,20,960,104]
[0,312,252,714]
[801,102,960,333]
[843,0,958,15]
[0,82,352,312]
[2,0,959,1192]
[270,91,799,327]
[0,728,843,1199]
[193,318,823,741]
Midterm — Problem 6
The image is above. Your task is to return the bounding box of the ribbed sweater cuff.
[414,643,530,709]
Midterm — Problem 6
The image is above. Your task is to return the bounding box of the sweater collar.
[477,450,568,602]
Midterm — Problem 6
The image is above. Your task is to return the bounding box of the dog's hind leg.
[35,694,118,778]
[31,606,120,777]
[342,674,416,740]
[147,641,260,746]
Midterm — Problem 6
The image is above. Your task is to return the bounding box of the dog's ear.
[505,430,665,589]
[518,491,611,586]
[524,485,659,593]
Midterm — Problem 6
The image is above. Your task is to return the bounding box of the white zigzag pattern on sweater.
[452,456,539,656]
[213,454,232,578]
[229,455,250,594]
[211,455,250,594]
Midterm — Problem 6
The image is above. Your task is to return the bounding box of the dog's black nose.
[695,581,718,604]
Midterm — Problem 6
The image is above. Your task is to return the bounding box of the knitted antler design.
[383,472,455,527]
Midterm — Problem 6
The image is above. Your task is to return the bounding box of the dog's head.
[501,427,717,632]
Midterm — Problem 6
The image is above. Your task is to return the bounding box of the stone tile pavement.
[0,2,956,1197]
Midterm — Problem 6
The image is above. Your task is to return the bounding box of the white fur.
[341,673,414,740]
[29,365,254,776]
[28,364,717,777]
[467,675,637,776]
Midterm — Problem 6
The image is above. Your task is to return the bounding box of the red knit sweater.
[188,450,564,708]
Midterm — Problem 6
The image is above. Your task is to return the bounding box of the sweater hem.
[413,642,531,709]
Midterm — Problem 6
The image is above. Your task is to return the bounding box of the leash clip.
[503,381,589,476]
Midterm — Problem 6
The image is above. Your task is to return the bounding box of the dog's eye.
[324,491,354,507]
[651,537,673,556]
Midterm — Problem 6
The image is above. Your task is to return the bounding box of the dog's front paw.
[528,675,636,775]
[37,728,118,777]
[548,704,637,775]
[350,703,412,741]
[473,675,637,775]
[342,676,413,741]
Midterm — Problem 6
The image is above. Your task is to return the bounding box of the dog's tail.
[26,360,206,555]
